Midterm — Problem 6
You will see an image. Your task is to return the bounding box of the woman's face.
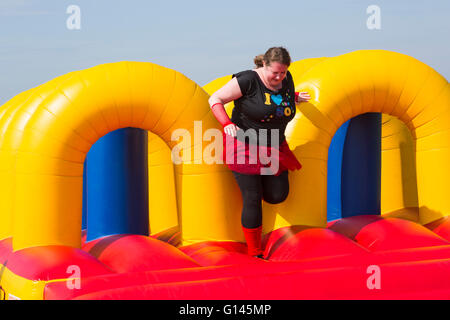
[263,61,288,87]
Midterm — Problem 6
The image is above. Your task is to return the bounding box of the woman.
[208,47,311,258]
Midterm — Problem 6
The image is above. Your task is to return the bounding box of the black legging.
[232,170,289,229]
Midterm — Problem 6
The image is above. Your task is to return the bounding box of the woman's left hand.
[295,91,311,103]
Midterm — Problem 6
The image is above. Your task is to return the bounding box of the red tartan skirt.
[222,133,302,176]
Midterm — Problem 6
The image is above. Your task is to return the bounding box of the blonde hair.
[254,47,291,68]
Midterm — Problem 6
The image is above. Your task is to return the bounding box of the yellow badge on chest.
[264,93,271,105]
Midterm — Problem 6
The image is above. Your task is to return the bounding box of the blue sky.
[0,0,449,105]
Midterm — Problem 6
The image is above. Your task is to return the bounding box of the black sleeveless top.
[231,70,296,147]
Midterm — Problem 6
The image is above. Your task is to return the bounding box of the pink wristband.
[210,102,233,128]
[222,121,234,128]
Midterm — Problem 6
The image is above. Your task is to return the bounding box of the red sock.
[242,225,263,256]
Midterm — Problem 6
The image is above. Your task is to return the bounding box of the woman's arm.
[208,77,243,136]
[208,77,243,106]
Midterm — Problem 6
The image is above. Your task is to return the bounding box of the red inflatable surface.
[2,215,450,299]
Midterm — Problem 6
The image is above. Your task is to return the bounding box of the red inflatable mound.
[262,225,369,261]
[82,234,199,273]
[328,215,449,251]
[36,215,450,299]
[425,216,450,241]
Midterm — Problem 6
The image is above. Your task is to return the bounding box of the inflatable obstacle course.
[0,50,450,299]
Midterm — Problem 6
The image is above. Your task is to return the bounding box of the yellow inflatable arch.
[1,62,230,250]
[0,50,449,252]
[285,49,449,227]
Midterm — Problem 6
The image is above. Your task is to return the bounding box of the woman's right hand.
[295,91,311,103]
[224,123,239,137]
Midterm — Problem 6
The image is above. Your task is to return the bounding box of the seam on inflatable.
[158,82,199,138]
[406,83,450,131]
[76,72,112,133]
[150,69,177,132]
[397,67,434,120]
[137,63,155,128]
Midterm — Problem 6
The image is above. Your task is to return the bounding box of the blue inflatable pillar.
[82,160,87,231]
[327,120,350,221]
[341,113,381,217]
[85,127,149,241]
[327,113,381,221]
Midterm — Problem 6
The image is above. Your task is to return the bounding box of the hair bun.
[254,54,264,68]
